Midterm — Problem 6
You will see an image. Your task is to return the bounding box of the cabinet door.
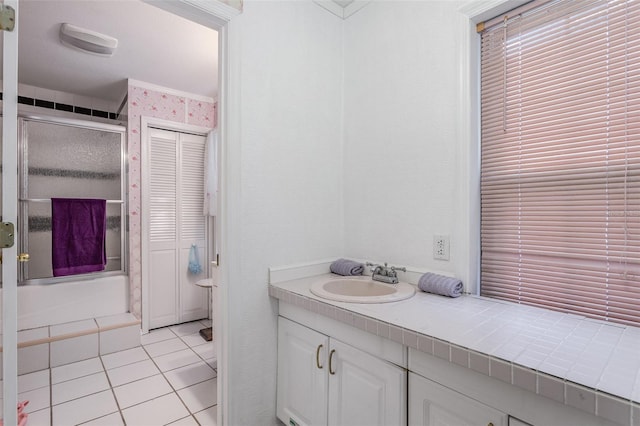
[277,318,329,426]
[328,339,406,426]
[409,372,507,426]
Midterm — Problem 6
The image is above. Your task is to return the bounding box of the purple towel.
[418,272,463,298]
[52,198,107,277]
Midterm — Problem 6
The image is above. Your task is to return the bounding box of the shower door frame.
[17,115,128,285]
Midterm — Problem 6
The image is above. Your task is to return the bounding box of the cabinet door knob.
[329,349,336,375]
[488,423,494,426]
[316,344,323,369]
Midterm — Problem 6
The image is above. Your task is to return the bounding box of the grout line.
[140,340,197,422]
[49,366,53,425]
[97,354,126,425]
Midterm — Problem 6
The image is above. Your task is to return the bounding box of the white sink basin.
[310,276,415,304]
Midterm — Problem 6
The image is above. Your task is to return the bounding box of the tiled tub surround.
[0,313,141,378]
[269,267,640,426]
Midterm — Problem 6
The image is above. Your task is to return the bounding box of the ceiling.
[6,0,219,104]
[332,0,356,6]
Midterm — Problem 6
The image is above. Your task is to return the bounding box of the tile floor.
[3,319,217,425]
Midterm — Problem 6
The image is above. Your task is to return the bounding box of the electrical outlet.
[433,235,450,260]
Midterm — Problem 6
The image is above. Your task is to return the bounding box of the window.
[18,117,127,284]
[480,0,640,326]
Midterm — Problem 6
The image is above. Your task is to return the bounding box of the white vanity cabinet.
[277,317,328,426]
[409,372,507,426]
[408,348,618,426]
[277,316,406,426]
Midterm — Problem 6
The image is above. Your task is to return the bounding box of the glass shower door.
[2,0,21,424]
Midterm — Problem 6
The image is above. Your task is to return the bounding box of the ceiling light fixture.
[59,23,118,57]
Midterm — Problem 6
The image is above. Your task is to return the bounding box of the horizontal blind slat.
[480,0,640,326]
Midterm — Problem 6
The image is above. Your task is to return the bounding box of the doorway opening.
[1,1,234,424]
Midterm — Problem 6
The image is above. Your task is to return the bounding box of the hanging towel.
[330,258,365,276]
[188,244,202,274]
[51,198,107,277]
[203,129,218,216]
[418,272,464,298]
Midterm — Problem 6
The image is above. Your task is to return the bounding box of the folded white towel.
[418,273,463,298]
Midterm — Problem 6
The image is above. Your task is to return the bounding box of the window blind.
[480,0,640,326]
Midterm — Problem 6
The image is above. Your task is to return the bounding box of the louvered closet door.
[178,133,208,323]
[147,128,208,329]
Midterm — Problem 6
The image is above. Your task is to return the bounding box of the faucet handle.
[366,262,384,275]
[387,265,406,278]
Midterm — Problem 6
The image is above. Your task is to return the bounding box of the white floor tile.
[192,342,215,360]
[141,327,176,346]
[164,361,217,391]
[180,332,210,348]
[106,359,160,387]
[52,390,118,426]
[101,346,149,370]
[195,405,217,426]
[51,357,103,384]
[167,415,200,425]
[6,320,218,426]
[18,369,50,393]
[199,319,212,328]
[170,322,205,337]
[153,348,202,372]
[177,378,217,414]
[52,371,110,405]
[27,407,51,426]
[113,374,173,409]
[79,412,124,425]
[121,393,190,426]
[144,337,189,358]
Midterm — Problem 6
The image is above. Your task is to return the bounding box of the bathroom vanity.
[277,315,405,425]
[270,265,637,426]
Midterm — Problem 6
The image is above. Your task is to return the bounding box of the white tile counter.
[269,267,640,426]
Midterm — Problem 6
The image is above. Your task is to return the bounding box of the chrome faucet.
[366,262,407,284]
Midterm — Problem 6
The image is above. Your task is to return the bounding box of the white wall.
[225,1,478,423]
[227,1,344,424]
[343,1,463,276]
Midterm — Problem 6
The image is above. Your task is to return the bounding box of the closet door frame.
[140,117,213,334]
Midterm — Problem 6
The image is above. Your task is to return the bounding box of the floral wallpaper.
[127,83,217,318]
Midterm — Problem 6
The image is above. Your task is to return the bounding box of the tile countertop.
[269,270,640,425]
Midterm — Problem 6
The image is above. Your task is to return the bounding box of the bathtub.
[0,274,129,331]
